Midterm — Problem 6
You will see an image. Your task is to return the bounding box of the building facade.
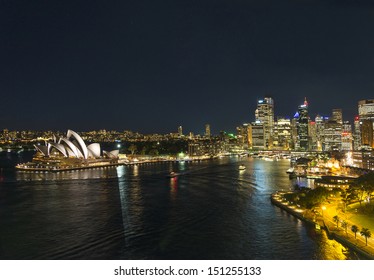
[295,98,309,151]
[255,97,274,149]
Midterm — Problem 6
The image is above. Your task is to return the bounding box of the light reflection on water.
[0,154,362,259]
[15,167,119,181]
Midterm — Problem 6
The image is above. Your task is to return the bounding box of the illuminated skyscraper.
[255,96,274,149]
[315,114,325,151]
[331,109,343,124]
[324,119,342,151]
[353,116,361,150]
[236,123,250,149]
[205,124,211,137]
[250,122,265,150]
[358,99,374,120]
[342,121,353,151]
[273,117,292,150]
[358,100,374,148]
[178,126,183,137]
[295,98,309,151]
[308,120,317,151]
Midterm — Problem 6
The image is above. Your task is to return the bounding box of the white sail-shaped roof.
[60,138,83,158]
[87,143,101,158]
[49,143,67,157]
[67,129,88,159]
[34,144,49,156]
[65,146,77,157]
[109,150,119,157]
[32,130,109,160]
[103,150,119,159]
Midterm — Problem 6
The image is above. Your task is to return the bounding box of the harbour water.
[0,151,360,259]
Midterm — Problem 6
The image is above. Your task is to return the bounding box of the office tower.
[205,124,211,137]
[295,98,309,151]
[237,123,250,149]
[247,124,253,149]
[308,120,317,151]
[358,100,374,148]
[358,99,374,119]
[361,119,373,148]
[353,116,361,150]
[250,121,265,150]
[315,115,325,151]
[273,117,292,150]
[178,126,183,137]
[342,121,353,151]
[290,117,298,150]
[324,108,343,151]
[255,96,274,149]
[323,119,342,151]
[331,109,343,124]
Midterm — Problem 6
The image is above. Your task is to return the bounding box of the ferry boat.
[239,164,246,170]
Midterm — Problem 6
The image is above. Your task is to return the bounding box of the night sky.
[1,0,374,134]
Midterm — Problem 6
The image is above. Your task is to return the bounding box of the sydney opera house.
[16,129,120,171]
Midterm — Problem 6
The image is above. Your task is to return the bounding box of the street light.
[321,206,326,217]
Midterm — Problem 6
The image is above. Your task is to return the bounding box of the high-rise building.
[358,99,374,120]
[342,121,353,151]
[178,126,183,137]
[353,116,361,150]
[295,98,309,151]
[308,120,317,151]
[273,117,292,150]
[205,124,211,138]
[323,119,342,151]
[331,109,343,124]
[315,115,325,151]
[361,119,373,148]
[236,123,250,149]
[255,96,274,149]
[358,100,374,149]
[323,109,343,151]
[250,121,265,150]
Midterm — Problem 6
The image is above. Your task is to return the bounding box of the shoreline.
[14,156,215,173]
[270,192,374,260]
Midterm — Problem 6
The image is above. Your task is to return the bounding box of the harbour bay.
[0,152,359,259]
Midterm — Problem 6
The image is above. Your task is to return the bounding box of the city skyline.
[0,97,368,136]
[1,1,373,133]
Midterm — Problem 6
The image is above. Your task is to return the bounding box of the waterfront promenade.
[271,192,374,259]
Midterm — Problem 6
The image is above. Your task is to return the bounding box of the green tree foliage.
[341,220,348,235]
[300,187,330,209]
[353,173,374,205]
[333,215,340,228]
[124,140,188,156]
[285,187,332,209]
[128,144,137,155]
[360,228,372,246]
[149,149,159,156]
[351,225,359,239]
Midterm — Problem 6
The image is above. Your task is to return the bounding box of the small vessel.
[167,171,178,178]
[239,164,246,170]
[286,167,294,174]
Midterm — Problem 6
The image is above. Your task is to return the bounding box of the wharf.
[270,192,374,260]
